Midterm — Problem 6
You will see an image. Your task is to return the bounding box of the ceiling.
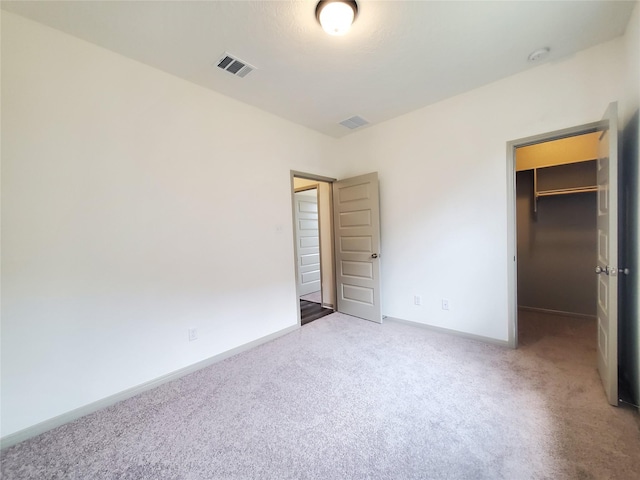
[2,1,636,138]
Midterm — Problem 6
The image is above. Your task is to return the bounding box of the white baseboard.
[1,324,299,450]
[384,316,510,347]
[518,306,597,320]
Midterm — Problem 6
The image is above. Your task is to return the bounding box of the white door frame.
[506,121,603,348]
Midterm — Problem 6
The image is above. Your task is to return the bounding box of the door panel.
[596,102,619,406]
[341,260,373,278]
[341,236,372,252]
[333,172,382,323]
[295,190,321,296]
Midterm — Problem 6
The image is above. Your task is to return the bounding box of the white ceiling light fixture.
[316,0,358,36]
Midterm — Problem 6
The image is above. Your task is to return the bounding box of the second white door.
[295,189,321,296]
[333,172,382,323]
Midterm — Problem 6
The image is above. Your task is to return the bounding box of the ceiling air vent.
[339,115,369,130]
[216,53,256,78]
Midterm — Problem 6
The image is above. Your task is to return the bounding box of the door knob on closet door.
[595,266,609,275]
[371,253,379,259]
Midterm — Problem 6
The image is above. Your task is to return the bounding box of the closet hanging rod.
[536,186,598,197]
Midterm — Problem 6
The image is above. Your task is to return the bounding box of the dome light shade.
[316,1,358,36]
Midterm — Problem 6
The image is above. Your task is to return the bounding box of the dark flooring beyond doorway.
[300,299,332,325]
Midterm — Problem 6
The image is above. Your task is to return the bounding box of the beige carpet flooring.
[1,310,639,479]
[516,308,640,478]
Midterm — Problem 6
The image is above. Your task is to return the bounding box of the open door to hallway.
[332,172,382,324]
[292,171,382,325]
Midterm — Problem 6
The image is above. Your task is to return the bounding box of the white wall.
[0,12,338,437]
[334,37,626,342]
[622,1,640,127]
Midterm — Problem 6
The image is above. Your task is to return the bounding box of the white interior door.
[333,172,382,323]
[596,102,619,406]
[295,190,321,296]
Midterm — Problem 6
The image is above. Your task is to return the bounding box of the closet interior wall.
[516,134,599,317]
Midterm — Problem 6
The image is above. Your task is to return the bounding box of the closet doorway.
[514,132,600,394]
[507,103,621,406]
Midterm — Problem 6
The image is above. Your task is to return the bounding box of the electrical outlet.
[188,328,198,342]
[441,299,450,311]
[414,295,421,306]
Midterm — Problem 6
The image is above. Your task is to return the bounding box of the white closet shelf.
[531,160,598,213]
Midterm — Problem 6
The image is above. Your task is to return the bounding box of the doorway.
[513,132,600,382]
[292,175,335,325]
[291,171,384,325]
[507,103,621,406]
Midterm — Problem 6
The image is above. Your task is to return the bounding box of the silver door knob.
[371,253,379,259]
[595,266,604,274]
